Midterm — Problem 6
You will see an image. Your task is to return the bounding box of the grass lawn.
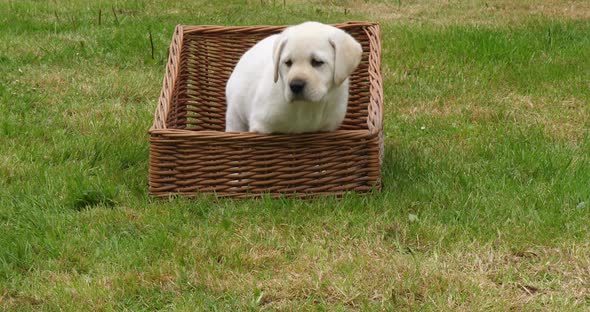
[1,0,589,310]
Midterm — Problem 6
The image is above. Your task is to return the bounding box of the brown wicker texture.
[150,22,383,198]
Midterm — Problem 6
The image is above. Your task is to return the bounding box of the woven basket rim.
[149,128,379,140]
[178,21,379,32]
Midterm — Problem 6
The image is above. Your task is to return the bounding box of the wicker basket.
[149,22,383,198]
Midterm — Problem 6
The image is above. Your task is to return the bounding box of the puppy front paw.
[249,122,273,134]
[319,123,340,133]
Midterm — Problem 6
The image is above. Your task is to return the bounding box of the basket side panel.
[365,24,384,178]
[365,24,383,135]
[340,26,372,131]
[152,25,183,131]
[149,131,381,197]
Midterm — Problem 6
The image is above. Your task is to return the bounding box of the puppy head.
[273,22,362,103]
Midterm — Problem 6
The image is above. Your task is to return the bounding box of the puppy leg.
[319,124,339,132]
[249,119,272,134]
[225,110,248,132]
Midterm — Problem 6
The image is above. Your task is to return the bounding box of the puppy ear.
[273,36,287,83]
[329,30,363,86]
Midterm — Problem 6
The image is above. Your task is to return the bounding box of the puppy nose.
[289,79,306,94]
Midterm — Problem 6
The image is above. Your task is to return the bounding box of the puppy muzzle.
[289,79,306,94]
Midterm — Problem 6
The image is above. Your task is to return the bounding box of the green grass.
[1,0,589,310]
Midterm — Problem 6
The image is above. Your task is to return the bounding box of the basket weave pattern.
[150,22,383,198]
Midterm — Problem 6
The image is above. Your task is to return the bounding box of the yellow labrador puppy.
[225,22,362,134]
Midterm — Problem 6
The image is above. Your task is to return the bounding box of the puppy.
[225,22,362,134]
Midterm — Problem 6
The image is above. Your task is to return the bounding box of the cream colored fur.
[225,22,362,134]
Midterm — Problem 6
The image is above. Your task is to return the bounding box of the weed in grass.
[69,189,117,211]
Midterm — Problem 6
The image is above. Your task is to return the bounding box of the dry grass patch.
[175,225,590,309]
[498,93,589,143]
[391,89,589,144]
[397,100,464,121]
[320,0,590,25]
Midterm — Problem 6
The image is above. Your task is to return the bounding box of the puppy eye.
[285,60,292,67]
[311,59,324,67]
